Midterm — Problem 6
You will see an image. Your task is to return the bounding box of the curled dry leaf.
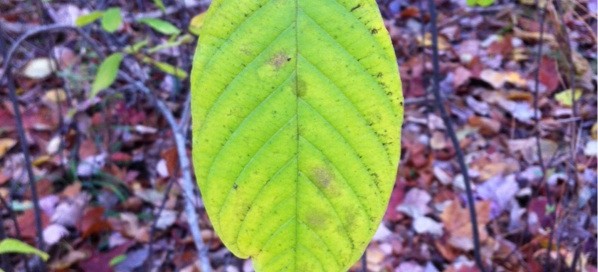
[0,138,17,159]
[21,58,57,79]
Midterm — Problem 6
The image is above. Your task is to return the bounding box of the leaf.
[152,0,166,11]
[189,12,207,36]
[0,138,17,159]
[0,238,49,261]
[101,7,122,33]
[21,58,57,79]
[109,255,126,267]
[191,1,403,271]
[91,53,123,98]
[76,11,104,27]
[137,18,181,35]
[141,56,188,79]
[555,89,583,107]
[467,0,495,7]
[440,201,491,251]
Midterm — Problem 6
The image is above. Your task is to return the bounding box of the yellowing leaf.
[555,89,583,107]
[191,1,403,271]
[0,238,49,261]
[21,58,57,79]
[189,12,207,36]
[91,53,123,98]
[42,88,67,104]
[0,138,17,159]
[101,7,122,33]
[142,57,188,80]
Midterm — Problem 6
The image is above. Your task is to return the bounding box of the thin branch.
[0,27,48,265]
[426,1,486,271]
[4,60,47,272]
[119,72,212,272]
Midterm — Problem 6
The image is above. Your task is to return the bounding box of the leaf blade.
[0,238,49,261]
[137,18,181,35]
[101,7,122,33]
[191,1,403,271]
[91,53,123,98]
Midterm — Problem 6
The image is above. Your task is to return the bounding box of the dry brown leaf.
[440,200,491,251]
[0,138,17,159]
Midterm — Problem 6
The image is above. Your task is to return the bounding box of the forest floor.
[0,0,596,271]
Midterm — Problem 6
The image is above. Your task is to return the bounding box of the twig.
[426,1,486,271]
[119,72,212,272]
[146,174,177,270]
[530,2,556,269]
[0,27,48,261]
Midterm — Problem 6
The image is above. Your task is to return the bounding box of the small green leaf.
[109,254,126,266]
[153,0,166,11]
[76,11,104,27]
[137,18,181,35]
[124,39,150,54]
[142,56,188,80]
[147,34,194,54]
[101,7,122,33]
[91,53,123,98]
[467,0,495,6]
[0,238,49,261]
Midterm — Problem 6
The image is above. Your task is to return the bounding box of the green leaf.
[142,56,188,80]
[467,0,495,6]
[191,1,403,271]
[101,7,122,33]
[137,18,181,35]
[153,0,166,11]
[76,11,104,27]
[0,238,49,261]
[109,254,126,266]
[91,53,123,98]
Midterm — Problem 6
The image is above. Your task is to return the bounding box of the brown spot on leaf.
[269,52,289,69]
[306,211,327,229]
[312,166,334,188]
[296,78,307,97]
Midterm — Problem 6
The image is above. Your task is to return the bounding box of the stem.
[426,1,486,271]
[120,72,212,272]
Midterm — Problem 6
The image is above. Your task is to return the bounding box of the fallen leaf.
[42,89,67,104]
[155,209,177,230]
[113,246,149,272]
[555,89,583,107]
[468,116,501,136]
[50,249,89,270]
[397,188,431,218]
[43,223,69,246]
[21,58,57,79]
[0,138,17,159]
[440,200,491,251]
[477,175,519,218]
[584,140,597,157]
[396,261,425,272]
[413,216,444,236]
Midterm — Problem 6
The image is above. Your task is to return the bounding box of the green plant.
[0,238,49,262]
[191,1,403,271]
[466,0,495,7]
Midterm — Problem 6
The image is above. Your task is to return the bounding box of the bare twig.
[0,29,48,261]
[119,72,212,272]
[426,1,486,271]
[530,3,556,269]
